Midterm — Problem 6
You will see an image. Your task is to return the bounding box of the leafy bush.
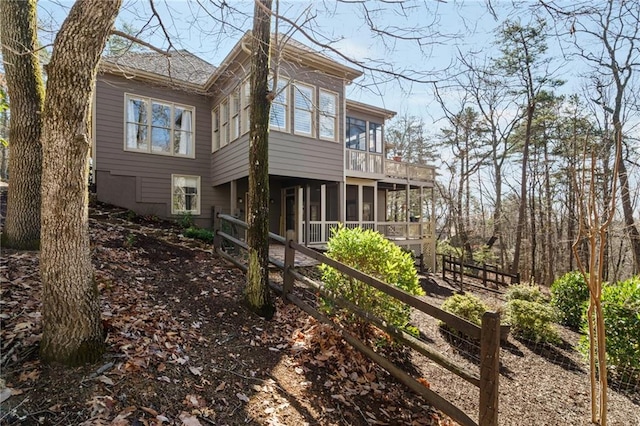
[178,212,194,229]
[506,299,560,344]
[579,276,640,382]
[551,271,589,328]
[319,227,423,332]
[506,283,545,303]
[183,227,214,243]
[441,294,489,326]
[436,239,462,258]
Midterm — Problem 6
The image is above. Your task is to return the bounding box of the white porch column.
[358,185,363,223]
[297,186,304,243]
[321,184,327,242]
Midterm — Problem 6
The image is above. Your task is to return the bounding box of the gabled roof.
[204,32,363,89]
[101,49,217,88]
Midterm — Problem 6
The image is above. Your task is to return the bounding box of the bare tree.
[0,0,45,249]
[541,0,640,274]
[244,0,275,319]
[39,0,121,365]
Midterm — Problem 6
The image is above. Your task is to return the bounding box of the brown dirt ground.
[1,201,639,425]
[0,204,449,426]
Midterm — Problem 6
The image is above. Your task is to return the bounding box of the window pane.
[346,117,366,151]
[174,130,192,155]
[128,98,147,124]
[212,109,219,151]
[295,109,312,134]
[151,102,171,128]
[151,127,171,152]
[127,123,148,150]
[270,103,286,130]
[369,122,382,153]
[294,85,313,135]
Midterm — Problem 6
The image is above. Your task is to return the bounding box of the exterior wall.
[94,74,226,227]
[210,60,347,185]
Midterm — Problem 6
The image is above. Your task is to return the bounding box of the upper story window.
[212,107,219,152]
[230,89,241,140]
[269,78,289,131]
[220,99,229,148]
[125,94,194,158]
[369,122,382,153]
[346,117,366,151]
[346,117,383,154]
[241,80,250,135]
[319,90,337,141]
[171,174,200,215]
[293,84,314,136]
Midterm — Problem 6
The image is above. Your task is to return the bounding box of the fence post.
[442,255,446,281]
[283,230,295,300]
[479,311,500,426]
[482,263,487,287]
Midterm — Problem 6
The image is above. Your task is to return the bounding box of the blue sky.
[37,1,565,120]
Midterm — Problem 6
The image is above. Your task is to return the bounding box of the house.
[93,32,436,269]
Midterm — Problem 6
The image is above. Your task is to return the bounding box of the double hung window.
[319,90,337,141]
[171,175,201,215]
[293,84,314,136]
[269,78,288,131]
[125,95,194,157]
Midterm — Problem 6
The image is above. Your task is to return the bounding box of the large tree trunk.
[39,0,121,365]
[244,0,275,319]
[0,0,45,250]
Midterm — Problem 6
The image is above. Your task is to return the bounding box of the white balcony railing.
[385,159,435,184]
[345,149,383,174]
[304,220,430,245]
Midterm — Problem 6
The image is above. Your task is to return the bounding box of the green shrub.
[178,212,194,229]
[551,271,589,328]
[319,227,423,333]
[441,294,489,326]
[579,276,640,382]
[183,227,214,243]
[506,283,545,303]
[506,299,560,344]
[436,239,462,258]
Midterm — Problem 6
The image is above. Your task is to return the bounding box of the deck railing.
[345,149,383,174]
[384,159,436,183]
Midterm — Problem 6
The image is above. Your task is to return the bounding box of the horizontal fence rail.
[442,254,520,293]
[215,214,502,426]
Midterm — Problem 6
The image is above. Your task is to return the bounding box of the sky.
[36,0,582,127]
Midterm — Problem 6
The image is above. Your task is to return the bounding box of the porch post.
[230,180,237,217]
[305,184,311,246]
[297,186,304,244]
[405,184,410,237]
[339,181,345,222]
[321,184,327,242]
[358,185,363,224]
[373,183,378,230]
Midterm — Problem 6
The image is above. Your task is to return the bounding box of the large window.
[230,89,240,141]
[346,117,366,151]
[125,95,194,157]
[211,107,219,152]
[369,122,382,153]
[171,175,200,215]
[241,80,251,135]
[220,99,229,148]
[293,84,314,135]
[319,90,337,140]
[269,78,289,131]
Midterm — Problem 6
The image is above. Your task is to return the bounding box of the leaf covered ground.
[1,206,451,426]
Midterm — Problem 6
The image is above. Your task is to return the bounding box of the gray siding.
[210,61,347,185]
[94,74,227,226]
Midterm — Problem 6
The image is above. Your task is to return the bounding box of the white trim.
[318,88,339,142]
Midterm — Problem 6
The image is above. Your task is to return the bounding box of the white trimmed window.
[125,95,194,157]
[230,89,240,141]
[172,174,201,215]
[241,80,251,135]
[220,99,229,148]
[212,107,220,152]
[319,90,337,141]
[293,84,314,136]
[269,78,288,131]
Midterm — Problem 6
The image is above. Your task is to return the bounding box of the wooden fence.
[442,254,520,293]
[215,214,505,426]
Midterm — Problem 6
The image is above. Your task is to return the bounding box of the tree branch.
[110,29,171,56]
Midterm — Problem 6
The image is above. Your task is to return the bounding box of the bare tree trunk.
[245,0,275,319]
[39,0,121,365]
[512,103,533,275]
[0,0,45,250]
[616,143,640,275]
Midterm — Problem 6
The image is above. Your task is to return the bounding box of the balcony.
[345,148,435,184]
